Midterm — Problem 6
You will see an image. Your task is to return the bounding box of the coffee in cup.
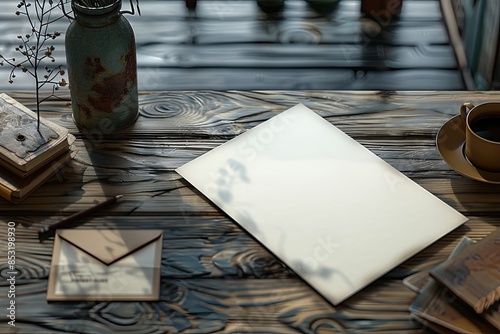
[460,102,500,172]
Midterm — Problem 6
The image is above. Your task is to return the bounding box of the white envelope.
[47,229,163,301]
[176,104,467,305]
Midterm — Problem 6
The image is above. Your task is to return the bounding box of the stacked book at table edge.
[0,93,74,203]
[405,228,500,333]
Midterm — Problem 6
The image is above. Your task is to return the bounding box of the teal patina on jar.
[65,0,138,133]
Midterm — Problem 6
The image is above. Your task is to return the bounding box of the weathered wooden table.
[1,90,499,333]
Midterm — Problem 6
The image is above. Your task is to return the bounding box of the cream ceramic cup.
[460,102,500,172]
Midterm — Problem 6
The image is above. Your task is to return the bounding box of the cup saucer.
[436,115,500,184]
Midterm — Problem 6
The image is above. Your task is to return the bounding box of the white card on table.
[176,104,467,305]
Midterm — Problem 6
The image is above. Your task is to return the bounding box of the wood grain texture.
[0,0,465,91]
[1,90,500,333]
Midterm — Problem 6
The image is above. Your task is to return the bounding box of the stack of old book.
[0,93,74,203]
[405,228,500,333]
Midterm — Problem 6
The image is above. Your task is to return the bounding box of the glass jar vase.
[65,0,139,133]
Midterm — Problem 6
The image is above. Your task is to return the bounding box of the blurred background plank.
[0,0,466,91]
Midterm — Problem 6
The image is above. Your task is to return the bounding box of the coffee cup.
[460,102,500,172]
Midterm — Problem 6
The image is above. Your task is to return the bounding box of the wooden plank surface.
[1,90,499,333]
[0,0,465,91]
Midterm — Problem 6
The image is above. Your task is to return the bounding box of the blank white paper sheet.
[176,104,467,305]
